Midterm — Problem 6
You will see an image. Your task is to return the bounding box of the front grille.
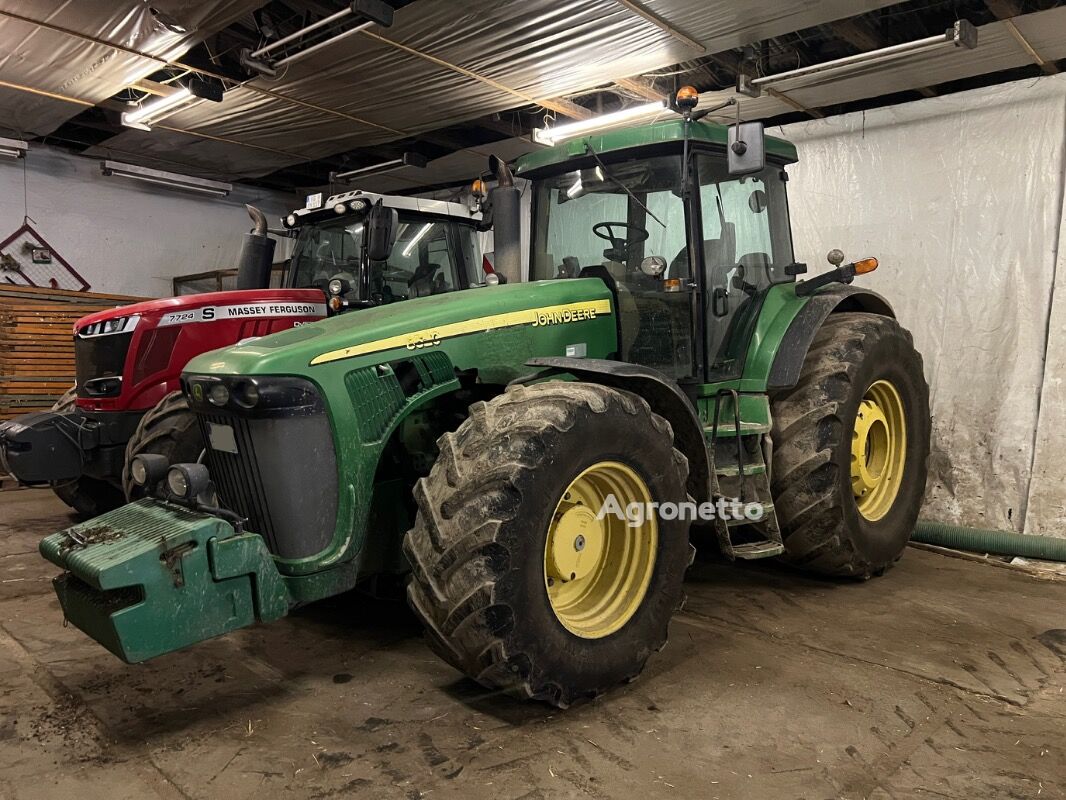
[75,333,133,397]
[198,408,338,559]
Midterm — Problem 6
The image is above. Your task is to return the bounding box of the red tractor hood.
[72,288,327,414]
[74,289,326,334]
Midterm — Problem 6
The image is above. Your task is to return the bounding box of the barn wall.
[0,144,297,298]
[777,75,1066,535]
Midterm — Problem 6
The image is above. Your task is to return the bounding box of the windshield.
[289,211,484,303]
[531,154,685,281]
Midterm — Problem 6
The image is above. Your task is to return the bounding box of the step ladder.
[706,388,784,560]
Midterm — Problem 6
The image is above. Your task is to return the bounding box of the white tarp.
[776,75,1066,534]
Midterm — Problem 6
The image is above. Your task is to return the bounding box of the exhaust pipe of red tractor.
[487,155,522,285]
[236,204,276,290]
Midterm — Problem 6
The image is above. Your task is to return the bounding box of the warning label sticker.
[158,302,326,327]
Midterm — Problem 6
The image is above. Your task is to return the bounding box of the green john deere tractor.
[39,92,930,707]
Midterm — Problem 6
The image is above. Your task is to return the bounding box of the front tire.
[122,391,204,500]
[770,313,930,577]
[403,382,693,707]
[49,387,124,517]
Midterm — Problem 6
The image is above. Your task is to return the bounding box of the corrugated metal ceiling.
[0,1,263,136]
[352,5,1066,194]
[76,0,904,179]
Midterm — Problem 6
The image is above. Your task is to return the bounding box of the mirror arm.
[795,264,857,297]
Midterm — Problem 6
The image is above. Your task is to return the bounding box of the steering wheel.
[592,222,649,263]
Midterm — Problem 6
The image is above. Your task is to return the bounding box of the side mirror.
[728,122,766,176]
[366,200,398,262]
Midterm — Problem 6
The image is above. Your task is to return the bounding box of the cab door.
[694,153,796,381]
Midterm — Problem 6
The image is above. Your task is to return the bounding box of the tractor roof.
[513,118,798,178]
[289,189,479,226]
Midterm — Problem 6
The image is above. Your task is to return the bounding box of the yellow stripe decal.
[310,299,613,366]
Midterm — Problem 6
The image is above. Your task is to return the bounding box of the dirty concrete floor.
[0,490,1063,800]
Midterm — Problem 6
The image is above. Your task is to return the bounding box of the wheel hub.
[544,461,657,639]
[851,380,907,521]
[546,506,603,583]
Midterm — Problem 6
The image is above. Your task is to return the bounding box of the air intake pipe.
[488,155,522,285]
[236,204,276,290]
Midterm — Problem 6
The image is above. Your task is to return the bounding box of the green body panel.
[514,119,798,178]
[39,500,285,663]
[185,278,617,579]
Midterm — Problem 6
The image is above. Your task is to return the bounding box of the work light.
[166,463,210,500]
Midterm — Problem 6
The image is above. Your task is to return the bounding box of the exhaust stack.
[487,155,522,285]
[235,204,277,290]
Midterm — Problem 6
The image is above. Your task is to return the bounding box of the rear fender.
[767,287,894,391]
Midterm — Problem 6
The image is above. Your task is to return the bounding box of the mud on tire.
[769,312,930,578]
[403,381,694,707]
[122,391,204,500]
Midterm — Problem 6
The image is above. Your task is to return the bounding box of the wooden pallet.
[0,285,148,421]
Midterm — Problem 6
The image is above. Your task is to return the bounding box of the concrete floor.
[0,490,1063,800]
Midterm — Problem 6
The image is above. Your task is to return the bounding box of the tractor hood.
[73,289,325,336]
[183,279,617,379]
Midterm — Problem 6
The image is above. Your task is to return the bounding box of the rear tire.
[403,382,693,707]
[49,387,125,518]
[122,391,203,500]
[769,313,930,577]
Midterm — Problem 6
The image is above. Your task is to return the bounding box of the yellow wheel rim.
[851,379,907,521]
[544,461,657,639]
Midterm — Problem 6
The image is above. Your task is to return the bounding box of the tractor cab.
[280,190,488,311]
[518,119,799,384]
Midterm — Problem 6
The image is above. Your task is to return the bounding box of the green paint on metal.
[183,278,617,579]
[514,119,798,178]
[40,500,280,663]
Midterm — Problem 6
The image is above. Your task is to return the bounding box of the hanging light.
[534,101,667,146]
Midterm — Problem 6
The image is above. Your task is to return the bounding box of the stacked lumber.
[0,285,148,422]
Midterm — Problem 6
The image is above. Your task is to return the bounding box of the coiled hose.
[912,520,1066,563]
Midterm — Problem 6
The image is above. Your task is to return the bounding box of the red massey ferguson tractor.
[0,191,489,516]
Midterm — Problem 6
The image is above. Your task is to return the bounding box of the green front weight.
[39,499,289,663]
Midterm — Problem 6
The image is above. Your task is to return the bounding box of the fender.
[524,357,712,504]
[767,286,894,391]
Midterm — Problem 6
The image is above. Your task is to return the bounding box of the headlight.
[333,202,347,214]
[129,454,169,488]
[185,375,325,417]
[349,198,369,212]
[208,383,230,406]
[234,380,259,408]
[166,467,189,497]
[327,278,344,296]
[284,213,298,228]
[166,463,210,500]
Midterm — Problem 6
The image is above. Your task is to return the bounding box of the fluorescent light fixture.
[534,100,667,146]
[0,136,28,160]
[122,88,193,129]
[100,160,232,198]
[402,223,434,257]
[331,152,429,184]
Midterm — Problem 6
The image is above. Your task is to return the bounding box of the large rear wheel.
[49,387,125,517]
[122,391,204,500]
[404,382,693,707]
[769,313,930,577]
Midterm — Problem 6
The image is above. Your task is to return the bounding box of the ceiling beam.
[612,0,704,53]
[615,76,663,101]
[985,0,1059,74]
